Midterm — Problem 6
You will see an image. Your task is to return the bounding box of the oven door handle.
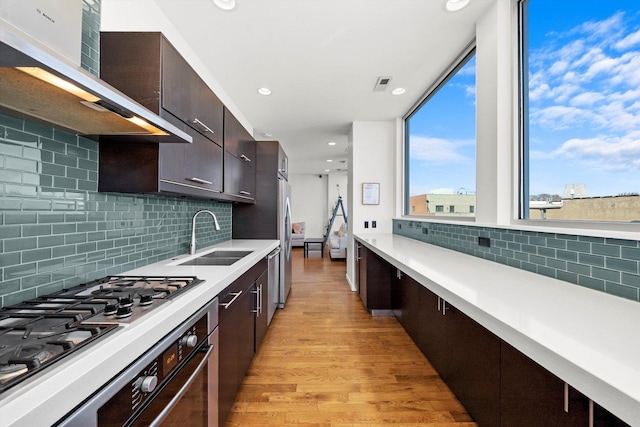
[148,344,214,427]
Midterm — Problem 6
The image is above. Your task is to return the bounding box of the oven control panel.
[96,314,209,424]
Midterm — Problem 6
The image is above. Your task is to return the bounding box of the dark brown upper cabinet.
[97,32,253,200]
[100,32,223,145]
[223,108,256,201]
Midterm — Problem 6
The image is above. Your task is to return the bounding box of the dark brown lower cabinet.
[501,341,589,427]
[218,260,268,426]
[387,264,629,427]
[254,270,268,351]
[392,271,500,426]
[357,245,392,310]
[218,278,254,427]
[443,303,501,427]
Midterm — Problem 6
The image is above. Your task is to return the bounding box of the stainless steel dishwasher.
[267,247,281,324]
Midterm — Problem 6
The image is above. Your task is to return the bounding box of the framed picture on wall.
[362,183,380,205]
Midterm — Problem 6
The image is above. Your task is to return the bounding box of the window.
[522,0,640,222]
[470,205,475,214]
[405,48,476,218]
[449,205,455,213]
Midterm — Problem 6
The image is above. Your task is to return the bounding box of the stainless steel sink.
[178,257,242,266]
[176,250,254,266]
[198,250,253,258]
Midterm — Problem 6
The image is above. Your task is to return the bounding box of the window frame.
[403,42,477,218]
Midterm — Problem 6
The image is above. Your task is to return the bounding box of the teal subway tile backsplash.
[394,219,640,302]
[0,112,233,307]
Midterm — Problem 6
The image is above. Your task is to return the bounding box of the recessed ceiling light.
[257,87,272,96]
[327,159,333,162]
[324,169,330,172]
[391,88,406,95]
[444,0,470,12]
[263,132,273,138]
[328,141,336,146]
[212,0,236,11]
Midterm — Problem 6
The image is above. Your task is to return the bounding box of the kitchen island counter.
[0,239,279,427]
[355,233,640,425]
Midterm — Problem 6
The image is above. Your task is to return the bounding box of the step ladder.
[323,196,347,246]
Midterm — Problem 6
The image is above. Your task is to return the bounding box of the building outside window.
[405,48,476,218]
[522,0,640,222]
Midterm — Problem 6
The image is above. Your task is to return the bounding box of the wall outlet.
[372,220,377,228]
[478,236,491,247]
[364,221,369,228]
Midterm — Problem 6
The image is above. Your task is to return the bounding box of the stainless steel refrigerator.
[232,141,292,309]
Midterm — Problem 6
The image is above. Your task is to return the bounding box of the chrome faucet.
[189,209,221,255]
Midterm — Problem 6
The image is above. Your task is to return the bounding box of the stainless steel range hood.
[0,20,192,143]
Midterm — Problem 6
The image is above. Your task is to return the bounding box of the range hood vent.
[0,21,191,143]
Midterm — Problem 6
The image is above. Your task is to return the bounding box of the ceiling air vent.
[373,76,392,92]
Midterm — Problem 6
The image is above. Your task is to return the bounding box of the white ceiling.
[117,0,494,175]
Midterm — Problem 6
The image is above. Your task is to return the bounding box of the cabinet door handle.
[240,154,252,162]
[252,284,263,315]
[438,297,448,315]
[219,291,242,309]
[239,191,251,196]
[564,382,569,413]
[191,118,214,134]
[188,177,213,185]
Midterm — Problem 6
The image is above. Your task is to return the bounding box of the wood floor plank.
[225,248,476,426]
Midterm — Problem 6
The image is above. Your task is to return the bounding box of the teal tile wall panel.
[0,113,232,307]
[393,219,640,302]
[81,0,101,76]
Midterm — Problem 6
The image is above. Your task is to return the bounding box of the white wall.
[289,174,327,239]
[289,173,349,239]
[346,120,397,288]
[475,0,515,225]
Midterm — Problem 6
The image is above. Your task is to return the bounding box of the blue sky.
[408,0,640,198]
[528,0,640,197]
[407,56,476,196]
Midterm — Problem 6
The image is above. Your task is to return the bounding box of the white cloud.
[610,52,640,86]
[576,12,624,40]
[614,28,640,50]
[584,56,618,79]
[570,91,605,106]
[409,135,471,164]
[531,105,604,130]
[549,60,569,75]
[551,132,640,171]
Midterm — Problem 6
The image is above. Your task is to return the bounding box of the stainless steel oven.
[57,298,218,427]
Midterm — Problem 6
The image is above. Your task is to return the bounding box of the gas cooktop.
[0,275,203,394]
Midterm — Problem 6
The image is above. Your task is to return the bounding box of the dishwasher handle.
[268,248,281,260]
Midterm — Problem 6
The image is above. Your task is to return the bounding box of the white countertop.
[354,233,640,426]
[0,239,279,427]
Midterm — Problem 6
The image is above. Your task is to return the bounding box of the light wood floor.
[226,248,476,426]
